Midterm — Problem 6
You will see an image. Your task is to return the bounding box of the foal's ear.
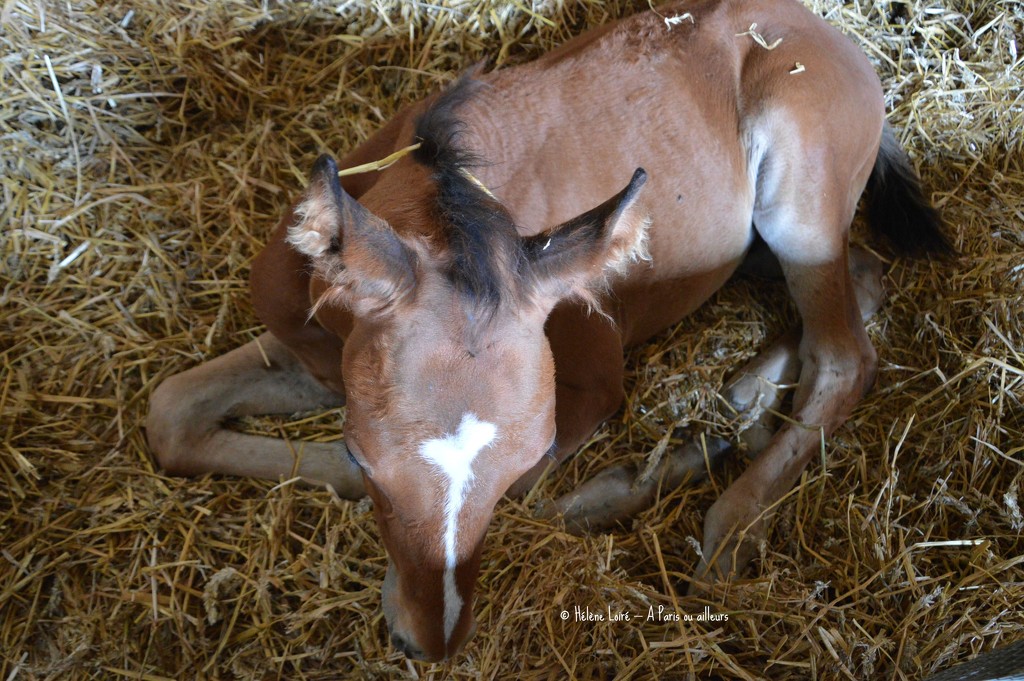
[523,168,650,309]
[287,155,416,315]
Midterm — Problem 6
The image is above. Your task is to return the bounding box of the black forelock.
[412,74,523,315]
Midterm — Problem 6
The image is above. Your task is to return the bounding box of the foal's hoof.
[687,536,761,596]
[688,486,768,595]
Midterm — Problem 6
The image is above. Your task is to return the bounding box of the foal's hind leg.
[691,256,874,591]
[541,248,883,532]
[146,332,364,498]
[690,139,883,591]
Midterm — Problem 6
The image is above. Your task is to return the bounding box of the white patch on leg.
[419,413,497,644]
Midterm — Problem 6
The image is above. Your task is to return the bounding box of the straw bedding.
[1,0,1022,679]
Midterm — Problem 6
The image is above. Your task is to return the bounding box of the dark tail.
[865,123,952,257]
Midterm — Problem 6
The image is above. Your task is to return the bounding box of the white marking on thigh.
[419,413,497,643]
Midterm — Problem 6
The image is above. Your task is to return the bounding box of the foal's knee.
[146,371,216,477]
[797,329,877,415]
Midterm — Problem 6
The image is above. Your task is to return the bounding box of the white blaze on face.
[418,413,498,644]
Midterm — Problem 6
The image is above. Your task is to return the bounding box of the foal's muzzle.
[390,631,427,661]
[381,560,478,662]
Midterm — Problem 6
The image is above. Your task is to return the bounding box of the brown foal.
[147,0,947,662]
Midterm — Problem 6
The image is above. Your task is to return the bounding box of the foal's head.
[287,81,649,661]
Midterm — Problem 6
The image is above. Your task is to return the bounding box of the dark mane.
[412,75,522,315]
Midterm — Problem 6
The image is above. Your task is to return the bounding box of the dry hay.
[1,0,1022,679]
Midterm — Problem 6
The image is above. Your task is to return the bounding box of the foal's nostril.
[390,632,426,660]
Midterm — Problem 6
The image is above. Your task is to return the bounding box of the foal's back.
[447,0,884,343]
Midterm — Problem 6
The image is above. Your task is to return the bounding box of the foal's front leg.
[147,332,365,498]
[540,330,800,531]
[541,247,883,532]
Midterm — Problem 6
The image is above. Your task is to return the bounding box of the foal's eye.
[345,442,362,469]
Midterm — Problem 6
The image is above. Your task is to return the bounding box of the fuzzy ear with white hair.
[287,154,417,316]
[522,168,651,311]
